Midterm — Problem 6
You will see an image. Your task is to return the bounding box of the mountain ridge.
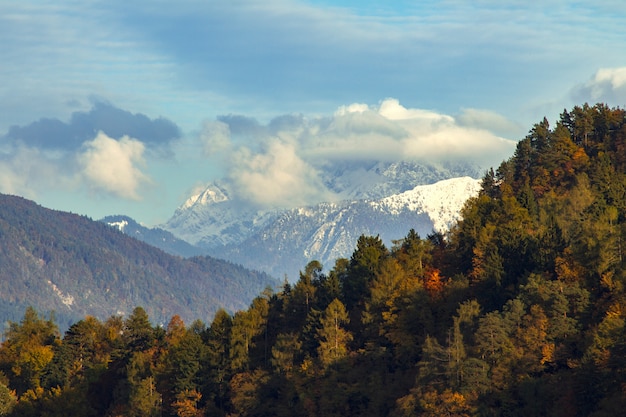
[98,163,483,281]
[162,161,482,249]
[0,194,279,329]
[208,176,481,279]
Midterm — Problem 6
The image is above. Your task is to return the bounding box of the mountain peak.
[180,182,229,211]
[377,176,481,232]
[159,161,483,279]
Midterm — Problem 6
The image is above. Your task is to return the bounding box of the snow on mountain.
[206,176,481,280]
[163,161,482,251]
[163,182,278,248]
[157,161,484,280]
[180,182,229,210]
[374,176,482,232]
[108,219,129,232]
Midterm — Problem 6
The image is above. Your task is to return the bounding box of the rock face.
[161,161,483,280]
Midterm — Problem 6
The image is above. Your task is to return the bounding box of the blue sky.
[1,0,626,225]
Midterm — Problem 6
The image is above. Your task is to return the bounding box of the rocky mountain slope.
[209,176,481,279]
[163,161,482,252]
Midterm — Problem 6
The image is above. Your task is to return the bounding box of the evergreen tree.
[317,299,352,368]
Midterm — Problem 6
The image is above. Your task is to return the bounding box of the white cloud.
[378,98,453,123]
[334,103,369,116]
[0,146,66,197]
[590,67,626,94]
[206,98,517,208]
[230,138,333,208]
[78,132,151,200]
[400,124,513,164]
[457,108,524,137]
[0,131,154,207]
[303,99,515,165]
[571,67,626,104]
[0,153,34,196]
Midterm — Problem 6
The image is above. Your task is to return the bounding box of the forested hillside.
[2,103,626,416]
[0,195,278,329]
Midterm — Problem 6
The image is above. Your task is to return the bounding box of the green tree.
[124,307,155,352]
[284,261,320,333]
[162,319,204,415]
[317,298,352,368]
[126,351,162,417]
[392,229,432,278]
[343,235,388,313]
[474,310,515,391]
[271,333,302,374]
[203,308,232,415]
[44,315,108,390]
[363,256,424,357]
[230,295,269,371]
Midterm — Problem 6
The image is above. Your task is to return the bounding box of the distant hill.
[0,194,279,330]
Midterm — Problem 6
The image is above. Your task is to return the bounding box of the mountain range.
[113,161,484,280]
[204,176,481,279]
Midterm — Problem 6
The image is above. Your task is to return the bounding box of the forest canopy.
[2,103,626,416]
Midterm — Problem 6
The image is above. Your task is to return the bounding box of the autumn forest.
[2,103,626,416]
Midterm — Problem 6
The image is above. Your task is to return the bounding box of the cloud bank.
[200,98,517,208]
[4,102,181,151]
[4,98,516,211]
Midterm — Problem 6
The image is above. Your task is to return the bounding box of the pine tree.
[317,299,352,368]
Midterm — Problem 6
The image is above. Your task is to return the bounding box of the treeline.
[2,103,626,416]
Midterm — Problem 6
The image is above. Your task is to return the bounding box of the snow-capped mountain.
[373,176,482,232]
[207,176,481,279]
[162,161,481,249]
[156,161,484,280]
[164,181,278,249]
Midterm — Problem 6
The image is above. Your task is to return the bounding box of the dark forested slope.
[0,194,278,329]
